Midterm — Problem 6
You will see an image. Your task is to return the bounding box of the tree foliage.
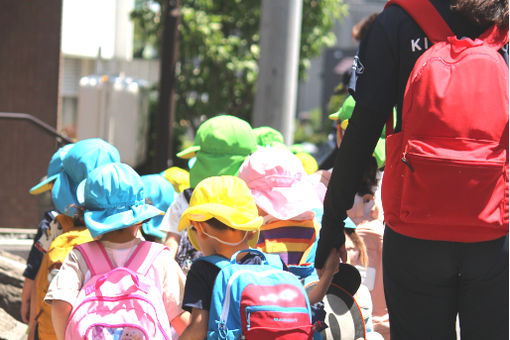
[131,0,347,131]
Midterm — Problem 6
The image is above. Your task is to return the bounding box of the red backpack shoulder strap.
[75,240,114,276]
[123,241,168,276]
[385,0,453,43]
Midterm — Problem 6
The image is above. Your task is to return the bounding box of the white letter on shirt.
[411,38,422,52]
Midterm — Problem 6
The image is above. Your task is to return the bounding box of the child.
[344,224,386,339]
[160,115,257,272]
[161,166,191,193]
[253,126,286,148]
[21,143,73,339]
[295,151,319,175]
[176,176,339,339]
[140,174,177,242]
[238,147,323,266]
[45,163,190,340]
[29,138,120,340]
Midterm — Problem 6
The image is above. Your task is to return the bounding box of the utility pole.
[152,0,180,171]
[252,0,303,145]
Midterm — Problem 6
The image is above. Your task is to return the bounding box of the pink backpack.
[65,240,173,340]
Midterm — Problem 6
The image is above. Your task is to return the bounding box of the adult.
[315,0,509,339]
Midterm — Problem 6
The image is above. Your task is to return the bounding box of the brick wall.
[0,1,62,227]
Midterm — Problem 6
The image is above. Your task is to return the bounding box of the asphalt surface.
[0,228,35,261]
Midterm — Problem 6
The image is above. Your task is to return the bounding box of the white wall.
[61,0,134,60]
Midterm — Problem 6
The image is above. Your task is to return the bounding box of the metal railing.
[0,112,74,144]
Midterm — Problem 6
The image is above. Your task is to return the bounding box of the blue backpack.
[202,249,314,340]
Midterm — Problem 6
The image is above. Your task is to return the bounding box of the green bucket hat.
[289,144,307,154]
[329,96,396,169]
[253,126,285,148]
[329,95,356,122]
[178,115,257,188]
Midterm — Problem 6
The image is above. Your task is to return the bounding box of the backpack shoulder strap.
[385,0,453,43]
[265,253,285,270]
[75,240,114,276]
[123,241,168,276]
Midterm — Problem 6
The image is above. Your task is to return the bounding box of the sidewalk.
[0,228,35,260]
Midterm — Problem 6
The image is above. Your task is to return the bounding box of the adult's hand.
[315,216,346,269]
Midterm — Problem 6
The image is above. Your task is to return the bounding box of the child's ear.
[192,221,207,239]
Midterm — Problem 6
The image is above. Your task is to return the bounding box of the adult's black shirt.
[316,0,508,268]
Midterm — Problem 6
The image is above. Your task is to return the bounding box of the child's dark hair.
[352,12,379,42]
[70,204,86,226]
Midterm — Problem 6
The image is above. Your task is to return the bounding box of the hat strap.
[201,228,249,246]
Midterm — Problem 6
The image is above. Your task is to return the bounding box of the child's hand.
[317,248,340,279]
[309,248,341,305]
[20,278,34,323]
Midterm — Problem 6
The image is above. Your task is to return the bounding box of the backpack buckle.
[216,320,228,339]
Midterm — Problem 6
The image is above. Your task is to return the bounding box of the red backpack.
[382,0,509,242]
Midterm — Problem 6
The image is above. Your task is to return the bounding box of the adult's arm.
[315,102,386,269]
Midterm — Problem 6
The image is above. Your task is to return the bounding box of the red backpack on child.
[382,0,509,241]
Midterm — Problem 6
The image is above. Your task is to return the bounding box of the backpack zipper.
[245,305,310,331]
[67,294,171,340]
[220,269,300,324]
[401,152,415,172]
[404,150,506,166]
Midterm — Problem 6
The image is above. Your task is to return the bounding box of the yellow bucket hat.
[295,152,319,175]
[161,166,190,193]
[178,176,263,251]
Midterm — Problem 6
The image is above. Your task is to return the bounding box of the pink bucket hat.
[238,147,322,220]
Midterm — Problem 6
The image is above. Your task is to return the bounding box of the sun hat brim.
[29,174,59,195]
[373,137,386,169]
[189,153,247,188]
[76,179,86,204]
[85,204,164,239]
[328,111,341,120]
[178,202,262,251]
[178,203,263,232]
[52,172,79,217]
[250,181,323,221]
[142,215,167,239]
[185,220,260,252]
[176,145,200,159]
[329,96,356,121]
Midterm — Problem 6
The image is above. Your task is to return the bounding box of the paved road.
[0,228,35,261]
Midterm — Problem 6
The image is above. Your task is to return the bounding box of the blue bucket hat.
[52,138,120,217]
[80,163,163,239]
[29,143,74,195]
[141,174,176,238]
